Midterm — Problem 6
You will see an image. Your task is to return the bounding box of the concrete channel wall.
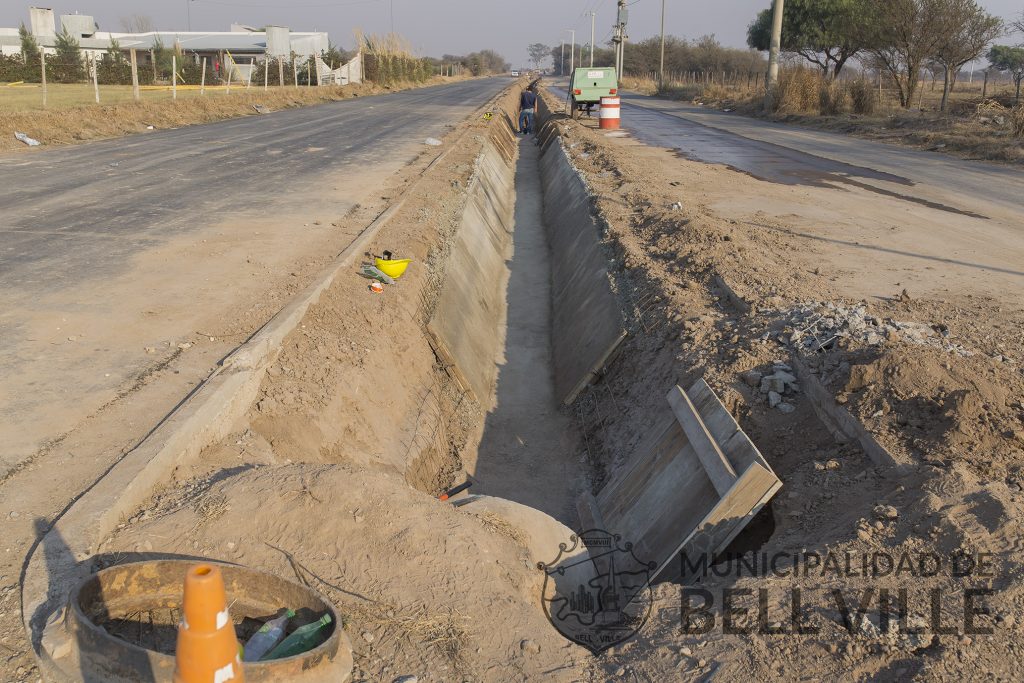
[426,116,517,405]
[536,99,627,406]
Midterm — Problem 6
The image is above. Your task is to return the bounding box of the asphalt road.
[0,77,508,473]
[550,84,1023,219]
[1,78,506,298]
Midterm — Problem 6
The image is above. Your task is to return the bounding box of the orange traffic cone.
[173,564,245,683]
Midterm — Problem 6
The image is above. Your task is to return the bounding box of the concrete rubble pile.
[767,301,971,356]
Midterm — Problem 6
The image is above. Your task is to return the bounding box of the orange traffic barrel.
[599,96,620,130]
[174,564,244,683]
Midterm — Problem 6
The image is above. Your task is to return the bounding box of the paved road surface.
[0,78,508,473]
[551,85,1023,218]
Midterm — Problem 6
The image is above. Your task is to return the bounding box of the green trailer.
[568,66,618,119]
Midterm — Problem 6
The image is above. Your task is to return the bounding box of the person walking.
[518,85,537,135]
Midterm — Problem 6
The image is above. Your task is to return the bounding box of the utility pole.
[590,11,596,67]
[567,29,575,76]
[186,0,191,31]
[764,0,784,109]
[659,0,666,85]
[613,0,628,79]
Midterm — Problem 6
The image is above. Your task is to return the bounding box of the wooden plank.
[595,417,682,515]
[670,462,780,582]
[689,378,770,473]
[667,385,737,496]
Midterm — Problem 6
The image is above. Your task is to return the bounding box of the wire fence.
[0,48,465,110]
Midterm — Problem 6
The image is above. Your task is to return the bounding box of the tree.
[119,14,155,33]
[19,23,39,64]
[988,45,1024,102]
[51,28,85,83]
[930,0,1002,111]
[527,43,550,71]
[862,0,950,108]
[321,42,346,68]
[747,0,866,78]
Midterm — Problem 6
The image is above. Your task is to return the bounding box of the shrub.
[771,67,819,114]
[848,79,877,115]
[0,53,31,82]
[818,80,847,115]
[1012,104,1024,138]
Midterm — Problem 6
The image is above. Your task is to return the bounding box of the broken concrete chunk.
[760,375,786,394]
[741,370,762,388]
[773,370,797,385]
[768,391,782,408]
[873,504,899,521]
[777,402,795,414]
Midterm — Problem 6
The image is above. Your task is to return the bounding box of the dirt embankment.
[18,78,1023,682]
[709,95,1024,165]
[533,89,1024,680]
[622,74,1024,165]
[0,76,470,153]
[85,85,599,682]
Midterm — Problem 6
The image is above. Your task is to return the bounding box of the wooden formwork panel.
[579,379,782,583]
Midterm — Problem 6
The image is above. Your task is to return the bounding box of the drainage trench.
[462,138,583,524]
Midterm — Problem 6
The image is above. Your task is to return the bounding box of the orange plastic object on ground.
[173,564,245,683]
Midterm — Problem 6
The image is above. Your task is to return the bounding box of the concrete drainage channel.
[23,81,787,680]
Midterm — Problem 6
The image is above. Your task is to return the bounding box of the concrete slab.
[427,121,517,404]
[539,138,627,405]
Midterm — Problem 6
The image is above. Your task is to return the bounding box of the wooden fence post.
[129,48,140,102]
[40,48,47,108]
[278,58,284,87]
[293,58,298,87]
[91,54,99,103]
[172,54,177,100]
[200,57,206,94]
[307,55,312,87]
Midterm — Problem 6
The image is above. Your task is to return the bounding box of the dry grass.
[1013,105,1024,138]
[0,76,463,153]
[620,68,1024,164]
[0,83,233,111]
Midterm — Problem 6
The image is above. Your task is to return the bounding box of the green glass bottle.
[261,613,333,660]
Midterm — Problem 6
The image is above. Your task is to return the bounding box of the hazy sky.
[1,0,1021,65]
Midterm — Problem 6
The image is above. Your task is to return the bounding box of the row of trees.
[540,35,766,78]
[1,23,354,86]
[747,0,1023,108]
[437,50,509,76]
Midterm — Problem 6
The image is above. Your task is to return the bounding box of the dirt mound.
[104,464,581,681]
[834,346,1022,473]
